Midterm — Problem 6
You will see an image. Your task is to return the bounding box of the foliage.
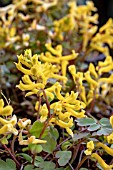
[0,0,113,170]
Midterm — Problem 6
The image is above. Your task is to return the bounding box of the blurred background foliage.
[0,0,113,118]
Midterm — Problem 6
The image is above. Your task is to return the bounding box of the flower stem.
[39,113,54,139]
[42,89,51,118]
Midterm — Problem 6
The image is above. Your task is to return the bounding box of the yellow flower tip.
[87,141,94,150]
[35,101,39,111]
[68,65,76,75]
[0,105,13,116]
[107,132,113,144]
[0,99,4,108]
[66,127,73,137]
[84,149,92,155]
[110,115,113,128]
[31,54,38,65]
[24,49,32,59]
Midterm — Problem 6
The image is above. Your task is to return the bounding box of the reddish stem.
[2,144,20,169]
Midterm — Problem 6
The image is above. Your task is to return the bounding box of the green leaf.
[76,118,96,126]
[29,144,43,154]
[35,156,44,162]
[37,161,56,170]
[73,132,90,142]
[50,127,59,140]
[0,137,8,144]
[24,165,39,170]
[24,165,34,170]
[61,141,72,150]
[55,151,72,166]
[29,120,49,138]
[93,127,112,136]
[100,118,112,127]
[42,134,57,153]
[16,153,32,163]
[88,124,100,131]
[0,159,16,170]
[80,168,88,170]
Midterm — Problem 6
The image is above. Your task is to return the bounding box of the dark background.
[0,0,113,27]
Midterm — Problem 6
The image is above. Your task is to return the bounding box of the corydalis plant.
[16,48,86,137]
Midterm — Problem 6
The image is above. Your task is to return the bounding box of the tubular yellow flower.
[22,75,33,84]
[84,139,95,155]
[0,99,13,116]
[65,108,85,118]
[50,117,73,128]
[51,74,67,82]
[66,127,73,137]
[16,80,44,91]
[39,104,48,122]
[0,115,17,126]
[61,60,68,77]
[89,63,98,78]
[110,115,113,128]
[107,132,113,144]
[84,71,98,87]
[54,85,64,101]
[91,153,113,170]
[15,62,31,75]
[98,64,113,75]
[96,142,113,156]
[87,141,94,150]
[0,124,18,135]
[84,149,92,155]
[19,134,47,145]
[45,43,62,57]
[18,118,31,129]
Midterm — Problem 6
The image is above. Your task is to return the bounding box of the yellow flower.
[18,118,31,129]
[0,115,18,135]
[19,133,47,145]
[35,102,48,122]
[84,141,94,155]
[84,71,98,88]
[91,153,113,170]
[0,99,13,116]
[107,132,113,144]
[110,115,113,128]
[39,43,78,78]
[96,142,113,156]
[0,124,18,135]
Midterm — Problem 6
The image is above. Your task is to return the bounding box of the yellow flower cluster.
[39,43,78,79]
[0,99,18,136]
[90,18,113,56]
[53,1,98,44]
[0,0,57,49]
[53,1,113,55]
[50,83,86,137]
[69,55,113,105]
[16,49,66,97]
